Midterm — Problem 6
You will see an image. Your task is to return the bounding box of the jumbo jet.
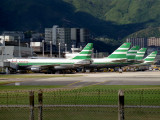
[115,49,157,70]
[134,51,158,66]
[84,42,131,70]
[7,43,93,73]
[127,45,140,62]
[105,47,148,67]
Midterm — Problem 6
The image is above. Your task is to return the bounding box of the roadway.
[5,71,160,87]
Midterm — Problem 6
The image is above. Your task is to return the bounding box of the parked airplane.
[135,48,147,62]
[138,51,158,65]
[7,43,93,73]
[84,42,131,71]
[127,45,140,62]
[106,47,147,67]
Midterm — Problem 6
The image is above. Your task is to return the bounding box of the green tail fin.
[135,48,147,61]
[107,43,131,59]
[144,51,157,63]
[127,45,140,61]
[72,43,93,60]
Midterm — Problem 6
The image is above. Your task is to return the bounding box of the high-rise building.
[126,38,147,48]
[45,25,71,51]
[71,28,89,48]
[71,28,79,47]
[56,28,71,51]
[45,25,90,52]
[148,37,160,47]
[79,28,89,47]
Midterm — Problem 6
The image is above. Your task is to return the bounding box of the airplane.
[137,51,158,65]
[105,47,148,68]
[84,42,131,71]
[135,48,147,62]
[127,45,140,62]
[7,43,93,73]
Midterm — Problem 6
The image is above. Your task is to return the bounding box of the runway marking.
[66,80,82,87]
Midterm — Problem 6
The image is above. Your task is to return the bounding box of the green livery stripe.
[129,45,140,50]
[127,56,136,60]
[127,45,140,60]
[128,51,138,53]
[144,51,157,62]
[72,56,91,60]
[82,43,93,50]
[107,43,131,59]
[144,58,154,61]
[114,50,128,52]
[72,43,93,60]
[80,51,92,54]
[136,48,147,60]
[107,54,126,59]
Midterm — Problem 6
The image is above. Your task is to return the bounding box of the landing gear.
[82,67,86,73]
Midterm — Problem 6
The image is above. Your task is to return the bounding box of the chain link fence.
[0,89,160,120]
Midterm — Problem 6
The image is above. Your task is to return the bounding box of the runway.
[6,71,160,87]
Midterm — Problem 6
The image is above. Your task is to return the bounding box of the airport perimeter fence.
[0,89,160,120]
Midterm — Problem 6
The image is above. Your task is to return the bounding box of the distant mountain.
[1,0,160,41]
[126,27,160,38]
[65,0,160,24]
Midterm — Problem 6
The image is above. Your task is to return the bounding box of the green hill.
[65,0,160,25]
[1,0,160,40]
[127,27,160,38]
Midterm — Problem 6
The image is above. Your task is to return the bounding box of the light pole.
[1,46,5,72]
[65,44,67,53]
[3,34,5,46]
[92,48,94,58]
[96,50,98,58]
[30,38,33,57]
[26,43,29,48]
[59,43,61,58]
[18,36,21,58]
[42,40,44,57]
[50,41,52,57]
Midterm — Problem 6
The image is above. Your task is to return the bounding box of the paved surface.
[5,71,160,87]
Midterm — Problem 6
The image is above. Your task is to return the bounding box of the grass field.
[0,85,160,120]
[0,107,160,120]
[0,85,160,106]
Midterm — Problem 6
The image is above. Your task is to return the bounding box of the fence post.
[29,91,34,120]
[118,90,124,120]
[38,90,43,120]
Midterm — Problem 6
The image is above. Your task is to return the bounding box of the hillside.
[126,27,160,38]
[0,0,160,41]
[65,0,160,25]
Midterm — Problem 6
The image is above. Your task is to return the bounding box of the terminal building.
[0,31,33,72]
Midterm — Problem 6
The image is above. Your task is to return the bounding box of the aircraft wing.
[74,60,92,65]
[24,64,60,71]
[36,64,60,69]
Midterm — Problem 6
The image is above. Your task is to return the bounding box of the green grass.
[0,107,160,120]
[0,85,160,120]
[0,85,160,106]
[82,85,160,90]
[0,85,64,90]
